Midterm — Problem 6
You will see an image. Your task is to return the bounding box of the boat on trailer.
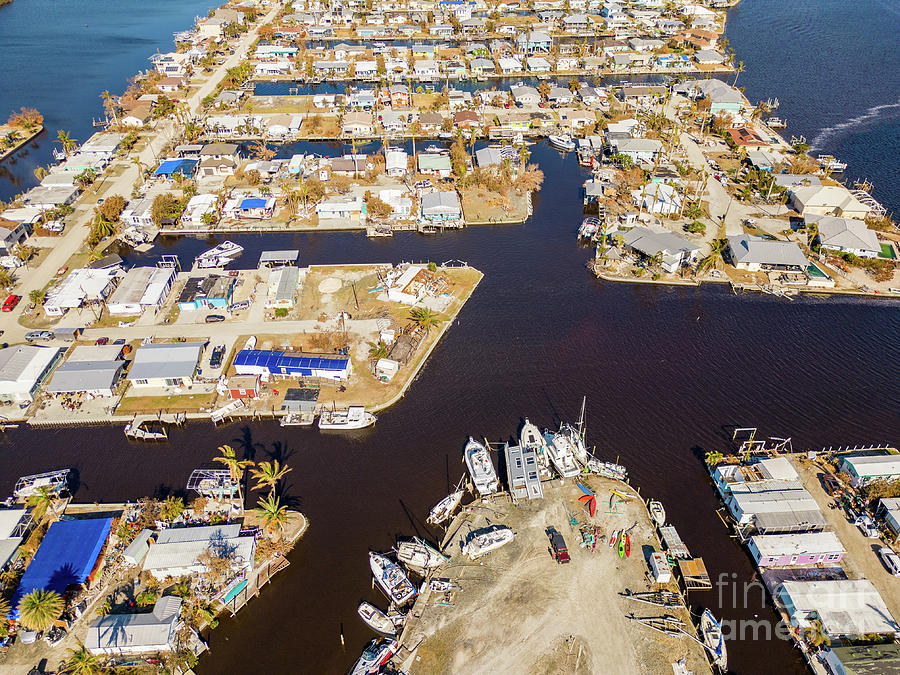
[396,537,448,570]
[701,609,728,671]
[318,406,376,430]
[463,437,499,496]
[357,602,397,635]
[194,240,244,269]
[369,552,417,606]
[427,489,464,526]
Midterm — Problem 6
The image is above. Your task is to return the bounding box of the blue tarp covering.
[11,518,112,618]
[233,349,349,376]
[153,158,198,177]
[240,198,268,209]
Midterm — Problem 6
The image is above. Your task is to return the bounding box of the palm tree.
[732,61,745,88]
[92,217,117,239]
[17,589,63,632]
[55,130,77,156]
[213,444,253,507]
[100,90,119,126]
[0,595,9,622]
[0,268,15,291]
[408,306,442,334]
[59,642,104,675]
[367,340,389,363]
[29,289,45,306]
[697,239,727,275]
[704,451,724,466]
[33,166,48,181]
[254,493,293,538]
[250,460,292,496]
[25,486,55,521]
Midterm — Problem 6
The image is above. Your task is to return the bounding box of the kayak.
[618,536,626,558]
[624,533,631,558]
[609,530,619,549]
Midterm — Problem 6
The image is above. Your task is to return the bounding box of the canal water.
[0,0,898,673]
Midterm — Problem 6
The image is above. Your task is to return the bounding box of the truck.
[546,527,570,564]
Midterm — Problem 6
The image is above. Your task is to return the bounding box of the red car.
[2,294,21,312]
[95,337,110,345]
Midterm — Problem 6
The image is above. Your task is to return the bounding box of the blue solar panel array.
[233,350,349,376]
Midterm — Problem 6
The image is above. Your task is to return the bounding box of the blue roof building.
[153,158,198,178]
[233,350,352,380]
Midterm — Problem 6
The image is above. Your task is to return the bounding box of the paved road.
[1,7,279,345]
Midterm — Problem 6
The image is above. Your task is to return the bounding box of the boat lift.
[13,469,71,501]
[186,468,239,501]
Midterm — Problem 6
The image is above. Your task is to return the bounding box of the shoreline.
[0,125,42,162]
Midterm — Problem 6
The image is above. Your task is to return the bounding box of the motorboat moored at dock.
[549,134,576,151]
[194,240,244,269]
[318,406,376,430]
[543,429,581,478]
[369,551,417,606]
[350,637,398,675]
[463,437,499,496]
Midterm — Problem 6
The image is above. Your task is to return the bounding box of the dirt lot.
[403,478,712,675]
[460,187,530,225]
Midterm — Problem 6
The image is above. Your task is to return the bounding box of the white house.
[789,185,872,219]
[622,226,699,272]
[127,342,205,389]
[316,196,365,223]
[0,345,63,403]
[385,149,408,177]
[631,182,683,215]
[812,216,881,258]
[44,268,117,316]
[106,267,176,315]
[841,455,900,487]
[142,524,256,581]
[776,579,900,639]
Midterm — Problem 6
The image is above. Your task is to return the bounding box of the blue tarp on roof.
[233,349,349,376]
[240,198,268,209]
[11,518,112,618]
[153,158,198,177]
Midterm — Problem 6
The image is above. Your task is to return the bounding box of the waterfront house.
[355,60,378,79]
[23,186,79,210]
[556,56,580,71]
[609,138,662,163]
[142,524,255,581]
[776,580,900,639]
[265,266,301,309]
[378,189,413,218]
[713,457,799,494]
[622,225,698,272]
[812,215,881,258]
[548,87,574,106]
[418,112,445,133]
[469,57,495,75]
[748,532,845,568]
[726,126,769,149]
[0,509,26,572]
[773,174,820,189]
[656,54,691,69]
[526,57,552,73]
[454,110,480,129]
[380,111,408,134]
[153,159,198,180]
[46,345,126,399]
[417,154,453,179]
[0,345,63,403]
[127,342,205,389]
[316,196,365,223]
[498,57,523,74]
[121,102,153,128]
[254,61,291,76]
[389,85,410,107]
[0,221,28,255]
[181,194,218,226]
[788,185,872,219]
[578,86,606,106]
[341,112,374,136]
[385,149,409,177]
[233,350,352,380]
[44,268,117,317]
[505,443,544,501]
[559,109,595,130]
[725,488,824,534]
[475,147,504,168]
[413,60,439,80]
[562,13,591,32]
[281,387,320,414]
[235,198,276,220]
[841,455,900,487]
[823,646,900,675]
[517,30,552,53]
[510,85,541,107]
[86,596,182,656]
[675,79,743,115]
[106,267,176,315]
[695,49,725,65]
[726,235,809,272]
[631,183,683,216]
[420,191,462,222]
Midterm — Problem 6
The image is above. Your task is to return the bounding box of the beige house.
[789,185,872,219]
[341,111,374,136]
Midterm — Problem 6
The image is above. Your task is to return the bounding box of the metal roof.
[128,342,204,381]
[259,250,299,265]
[46,360,124,393]
[232,349,350,375]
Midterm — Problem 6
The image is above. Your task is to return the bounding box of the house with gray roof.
[623,226,700,273]
[727,234,808,272]
[812,216,881,258]
[86,596,182,655]
[420,191,461,222]
[142,524,255,580]
[127,342,205,390]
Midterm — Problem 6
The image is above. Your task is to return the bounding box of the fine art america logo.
[715,573,795,643]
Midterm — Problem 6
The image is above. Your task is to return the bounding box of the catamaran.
[357,602,396,635]
[463,526,515,559]
[701,609,728,672]
[396,537,448,570]
[369,552,417,606]
[426,489,464,526]
[543,429,581,478]
[463,437,499,496]
[318,406,376,430]
[194,240,244,269]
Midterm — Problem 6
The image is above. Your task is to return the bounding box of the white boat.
[243,336,257,351]
[765,116,786,128]
[558,423,589,466]
[585,459,628,481]
[357,602,396,635]
[318,406,376,430]
[520,418,552,478]
[463,526,515,559]
[0,256,24,270]
[194,240,244,269]
[579,217,601,239]
[13,469,71,500]
[280,412,315,426]
[426,489,464,526]
[817,154,847,172]
[649,499,666,526]
[543,430,581,478]
[701,609,727,671]
[369,552,417,606]
[463,437,499,496]
[350,637,398,675]
[396,537,448,570]
[549,134,576,151]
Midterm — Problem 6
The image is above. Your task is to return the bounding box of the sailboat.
[369,552,417,606]
[357,602,397,635]
[462,526,515,559]
[427,489,464,526]
[701,609,728,671]
[543,429,581,478]
[463,437,499,496]
[396,537,448,570]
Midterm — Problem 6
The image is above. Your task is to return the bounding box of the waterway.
[0,0,898,673]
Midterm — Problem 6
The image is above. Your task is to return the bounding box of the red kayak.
[624,533,631,558]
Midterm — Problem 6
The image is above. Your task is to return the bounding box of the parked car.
[879,547,900,576]
[25,330,53,342]
[210,345,226,368]
[229,300,251,312]
[95,337,109,345]
[546,526,570,564]
[855,515,879,538]
[205,314,226,323]
[2,294,21,312]
[112,338,126,345]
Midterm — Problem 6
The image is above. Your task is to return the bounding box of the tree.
[367,339,389,363]
[56,130,77,156]
[697,239,727,274]
[7,107,44,131]
[732,61,745,88]
[151,193,184,226]
[250,460,292,496]
[365,194,393,219]
[25,485,55,521]
[0,269,15,290]
[213,444,253,507]
[17,589,63,632]
[135,590,158,608]
[91,216,117,240]
[97,195,126,223]
[160,496,185,521]
[704,451,724,466]
[29,289,45,306]
[408,306,442,334]
[59,642,104,675]
[100,90,119,126]
[14,244,36,262]
[254,493,293,538]
[685,220,706,234]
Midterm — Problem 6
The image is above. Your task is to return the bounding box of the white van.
[879,547,900,577]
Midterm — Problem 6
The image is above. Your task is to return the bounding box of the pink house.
[749,532,845,568]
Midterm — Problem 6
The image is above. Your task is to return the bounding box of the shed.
[122,529,153,566]
[227,374,260,400]
[650,552,672,583]
[281,387,319,412]
[375,358,399,382]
